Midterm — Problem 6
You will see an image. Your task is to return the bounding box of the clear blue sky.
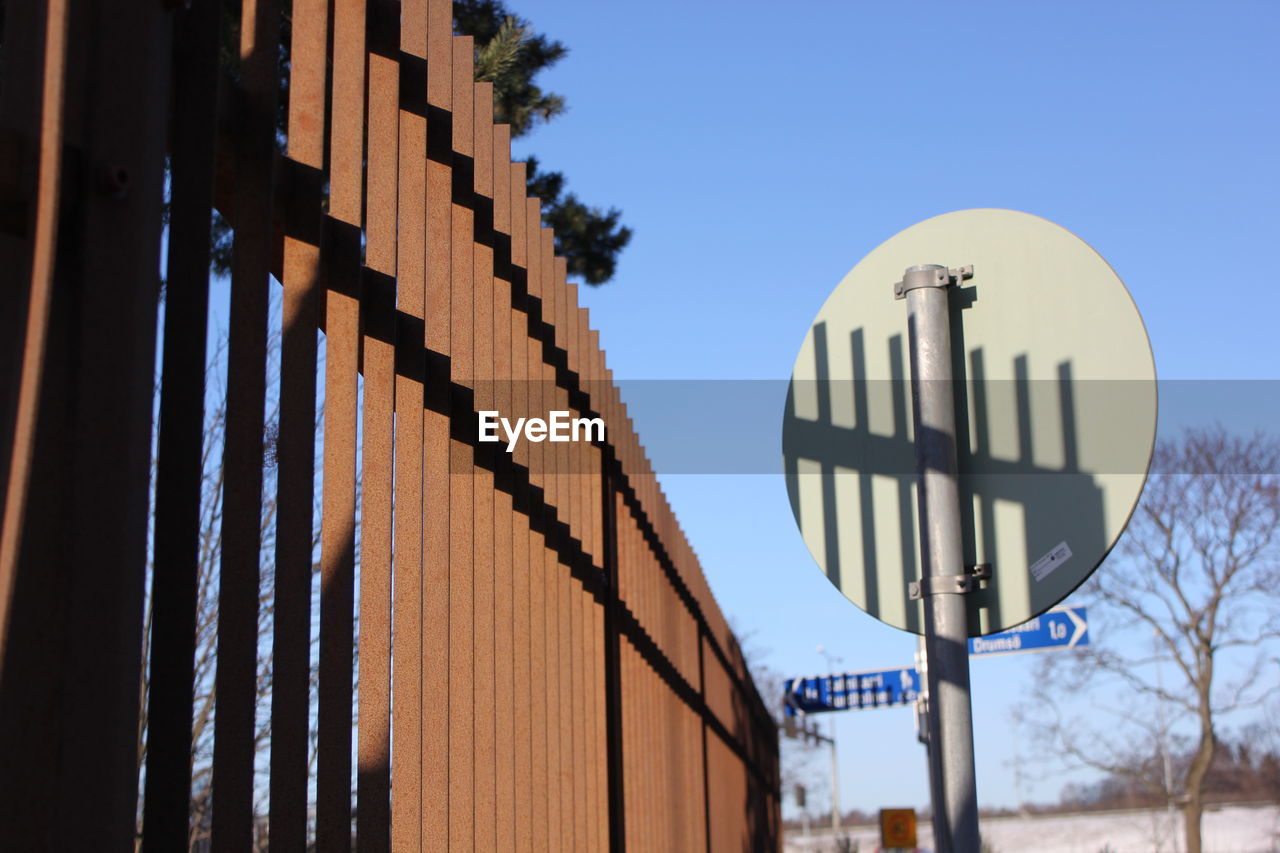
[506,0,1280,815]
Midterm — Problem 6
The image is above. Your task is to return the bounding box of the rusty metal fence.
[0,0,780,849]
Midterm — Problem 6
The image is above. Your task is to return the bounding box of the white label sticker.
[1031,541,1073,582]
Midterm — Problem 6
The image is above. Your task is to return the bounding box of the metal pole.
[916,633,947,836]
[897,264,980,853]
[829,720,841,831]
[815,646,844,833]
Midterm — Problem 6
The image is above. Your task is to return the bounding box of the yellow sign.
[879,807,917,848]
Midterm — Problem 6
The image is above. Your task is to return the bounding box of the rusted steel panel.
[569,298,585,853]
[688,702,705,852]
[644,654,658,851]
[558,267,588,853]
[442,34,478,850]
[470,76,498,853]
[689,624,704,851]
[0,0,787,848]
[622,642,638,852]
[356,4,400,849]
[0,0,45,497]
[419,1,451,849]
[560,272,581,853]
[269,0,329,842]
[140,0,220,846]
[618,401,641,853]
[586,327,609,853]
[624,417,644,853]
[522,194,551,853]
[539,242,570,852]
[446,35,477,853]
[648,640,661,851]
[490,109,518,853]
[698,626,712,853]
[633,515,651,852]
[529,212,565,850]
[648,567,662,851]
[677,697,691,853]
[558,267,575,852]
[0,0,68,669]
[0,0,170,845]
[607,386,627,853]
[392,0,429,846]
[572,302,598,853]
[315,0,366,848]
[506,159,535,853]
[210,0,283,847]
[662,613,675,851]
[707,728,749,853]
[530,216,553,853]
[576,311,592,848]
[625,498,641,849]
[599,365,624,853]
[703,639,736,742]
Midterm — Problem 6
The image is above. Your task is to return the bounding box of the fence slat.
[269,0,330,841]
[315,0,367,847]
[518,194,545,853]
[210,0,284,846]
[586,326,608,853]
[0,0,170,846]
[421,5,455,849]
[446,34,477,853]
[491,121,517,853]
[355,4,400,849]
[0,0,66,641]
[508,160,536,853]
[141,0,220,845]
[391,0,429,846]
[471,76,498,853]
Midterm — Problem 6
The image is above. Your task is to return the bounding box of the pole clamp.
[894,264,973,300]
[908,563,990,600]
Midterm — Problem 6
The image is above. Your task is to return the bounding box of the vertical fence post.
[0,1,172,847]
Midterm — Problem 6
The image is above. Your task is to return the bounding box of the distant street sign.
[968,606,1088,657]
[783,667,919,715]
[880,808,918,848]
[783,209,1157,635]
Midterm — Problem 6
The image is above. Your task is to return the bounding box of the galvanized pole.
[916,633,947,836]
[896,264,981,853]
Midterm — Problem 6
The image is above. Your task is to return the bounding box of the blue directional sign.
[783,667,920,716]
[968,606,1089,657]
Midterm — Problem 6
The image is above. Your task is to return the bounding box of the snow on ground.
[784,804,1280,853]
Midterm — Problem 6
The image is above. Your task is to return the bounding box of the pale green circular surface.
[782,209,1156,635]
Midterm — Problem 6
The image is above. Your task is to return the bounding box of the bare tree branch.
[1022,427,1280,853]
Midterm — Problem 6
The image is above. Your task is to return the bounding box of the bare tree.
[730,619,827,818]
[1021,427,1280,853]
[135,331,328,851]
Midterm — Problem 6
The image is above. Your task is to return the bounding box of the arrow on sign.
[1064,606,1087,646]
[783,668,919,715]
[968,606,1089,657]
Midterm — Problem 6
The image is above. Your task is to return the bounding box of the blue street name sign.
[783,668,920,716]
[967,606,1089,657]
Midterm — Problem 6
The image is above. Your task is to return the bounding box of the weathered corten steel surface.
[0,0,780,849]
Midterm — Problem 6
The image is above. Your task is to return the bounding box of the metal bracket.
[894,264,974,300]
[908,562,991,600]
